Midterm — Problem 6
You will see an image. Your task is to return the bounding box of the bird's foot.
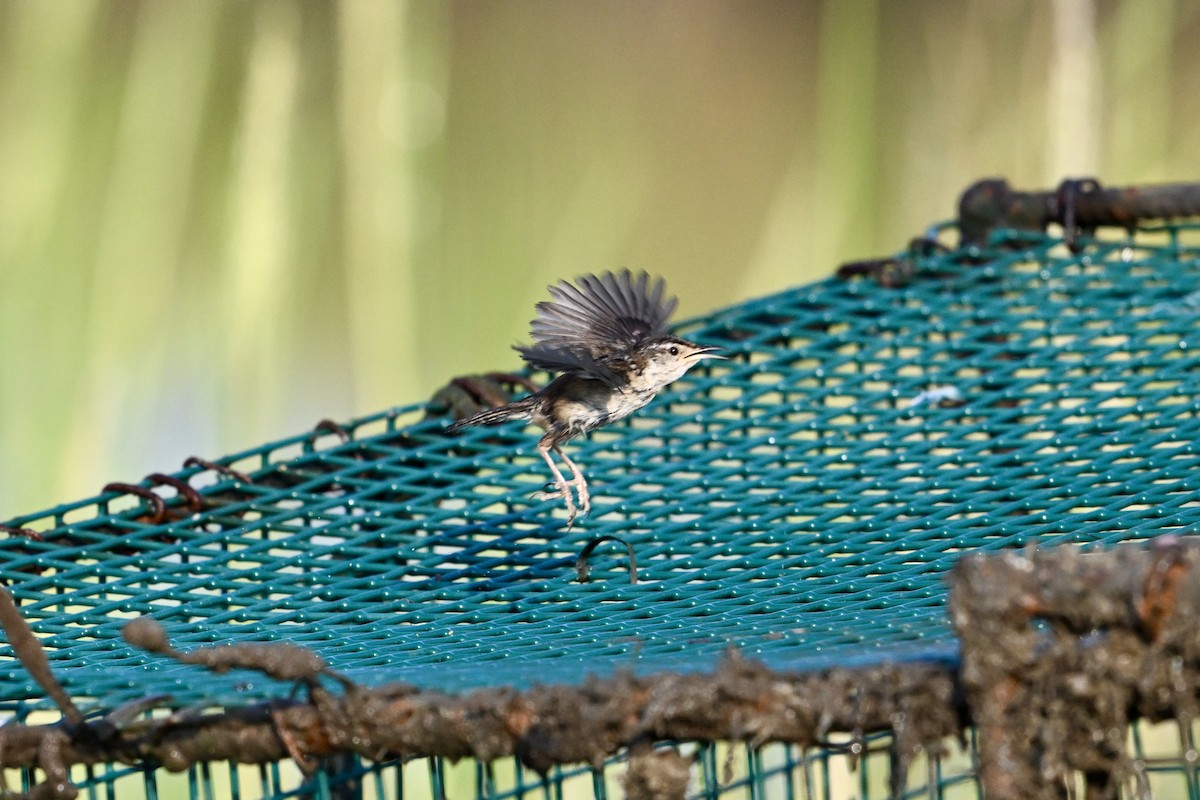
[568,476,590,517]
[532,481,580,528]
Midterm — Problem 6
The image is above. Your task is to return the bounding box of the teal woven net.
[3,222,1200,712]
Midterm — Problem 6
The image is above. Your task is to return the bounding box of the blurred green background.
[1,0,1197,515]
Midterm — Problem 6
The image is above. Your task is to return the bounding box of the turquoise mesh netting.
[3,222,1200,713]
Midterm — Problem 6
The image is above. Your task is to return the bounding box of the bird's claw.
[570,477,590,515]
[532,481,589,529]
[532,482,565,501]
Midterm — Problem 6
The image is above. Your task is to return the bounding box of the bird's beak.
[689,345,726,361]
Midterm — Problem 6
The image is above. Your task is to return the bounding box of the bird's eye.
[668,346,679,356]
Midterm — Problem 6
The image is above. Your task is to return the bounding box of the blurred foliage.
[1,0,1198,513]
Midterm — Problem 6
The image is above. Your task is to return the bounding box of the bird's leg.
[554,446,590,517]
[536,443,577,526]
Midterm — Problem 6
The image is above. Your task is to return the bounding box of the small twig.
[0,587,84,728]
[576,535,638,584]
[122,617,353,689]
[100,695,174,728]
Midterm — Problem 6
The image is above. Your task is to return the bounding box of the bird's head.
[633,336,724,389]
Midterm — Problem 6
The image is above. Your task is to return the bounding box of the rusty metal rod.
[958,178,1200,246]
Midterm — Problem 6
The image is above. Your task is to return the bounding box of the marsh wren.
[448,269,722,526]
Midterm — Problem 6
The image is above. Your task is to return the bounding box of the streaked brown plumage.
[448,270,721,526]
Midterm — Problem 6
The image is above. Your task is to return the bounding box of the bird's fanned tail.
[447,395,539,432]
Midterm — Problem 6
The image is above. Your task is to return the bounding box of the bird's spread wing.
[515,270,677,383]
[515,343,624,387]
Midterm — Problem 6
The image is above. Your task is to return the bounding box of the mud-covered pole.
[950,538,1200,800]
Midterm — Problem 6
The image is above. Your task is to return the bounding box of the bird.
[447,269,722,527]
